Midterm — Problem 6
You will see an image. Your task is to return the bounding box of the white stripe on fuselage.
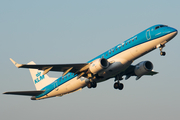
[37,32,176,100]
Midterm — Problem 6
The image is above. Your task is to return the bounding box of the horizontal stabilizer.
[3,90,45,96]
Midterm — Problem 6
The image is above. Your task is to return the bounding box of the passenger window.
[112,49,114,52]
[109,51,111,54]
[118,46,121,49]
[126,43,127,45]
[132,39,134,42]
[122,45,124,47]
[106,54,108,56]
[68,75,70,77]
[129,41,130,43]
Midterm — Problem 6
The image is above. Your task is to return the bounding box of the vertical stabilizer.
[28,61,57,90]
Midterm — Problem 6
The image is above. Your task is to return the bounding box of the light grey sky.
[1,0,180,120]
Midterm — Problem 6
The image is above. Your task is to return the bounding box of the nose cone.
[169,27,178,35]
[166,27,178,41]
[172,27,178,33]
[175,29,178,36]
[171,27,178,38]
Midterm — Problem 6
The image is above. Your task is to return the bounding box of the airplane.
[3,24,178,100]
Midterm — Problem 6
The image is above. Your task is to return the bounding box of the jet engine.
[134,61,153,77]
[89,58,109,74]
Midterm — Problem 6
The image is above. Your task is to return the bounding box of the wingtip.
[10,58,15,64]
[3,92,10,94]
[10,58,23,68]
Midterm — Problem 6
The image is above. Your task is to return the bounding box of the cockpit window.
[155,25,168,30]
[155,26,160,30]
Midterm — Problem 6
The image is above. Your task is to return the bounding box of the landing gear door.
[146,29,151,40]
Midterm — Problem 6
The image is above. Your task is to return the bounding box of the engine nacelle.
[134,61,153,77]
[89,58,109,74]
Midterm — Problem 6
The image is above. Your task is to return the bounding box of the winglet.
[10,58,23,68]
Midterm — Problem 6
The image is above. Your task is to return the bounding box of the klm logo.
[34,72,45,84]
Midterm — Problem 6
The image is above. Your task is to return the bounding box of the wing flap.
[3,90,45,96]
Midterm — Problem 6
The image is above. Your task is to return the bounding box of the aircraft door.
[146,29,151,40]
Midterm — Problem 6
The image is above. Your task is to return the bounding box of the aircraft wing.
[3,90,45,96]
[10,58,89,76]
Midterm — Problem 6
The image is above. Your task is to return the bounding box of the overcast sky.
[1,0,180,120]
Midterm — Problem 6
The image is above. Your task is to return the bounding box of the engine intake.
[134,61,153,77]
[89,58,109,74]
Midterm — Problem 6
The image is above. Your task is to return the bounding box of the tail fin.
[28,61,57,90]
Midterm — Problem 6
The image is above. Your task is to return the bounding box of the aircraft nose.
[167,27,178,41]
[166,27,178,37]
[173,28,178,37]
[174,28,178,34]
[170,27,178,35]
